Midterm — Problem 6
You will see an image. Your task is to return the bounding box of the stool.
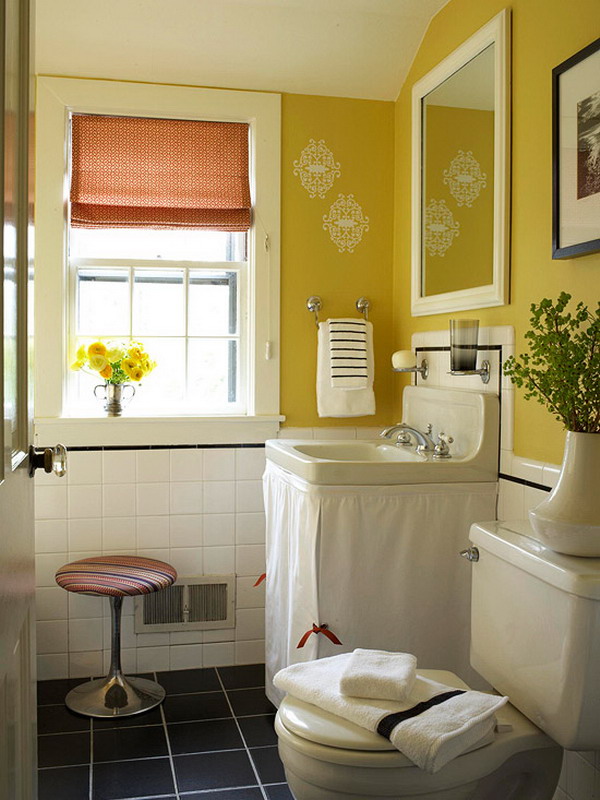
[55,555,177,718]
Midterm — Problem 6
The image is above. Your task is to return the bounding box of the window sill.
[34,415,284,448]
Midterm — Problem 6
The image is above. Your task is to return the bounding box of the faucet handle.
[425,423,432,435]
[433,432,454,459]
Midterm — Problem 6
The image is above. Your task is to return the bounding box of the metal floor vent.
[134,575,235,633]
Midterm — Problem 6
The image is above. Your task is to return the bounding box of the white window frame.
[34,77,281,446]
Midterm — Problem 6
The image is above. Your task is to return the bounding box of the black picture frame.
[552,36,600,259]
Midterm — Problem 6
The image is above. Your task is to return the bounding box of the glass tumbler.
[449,319,479,371]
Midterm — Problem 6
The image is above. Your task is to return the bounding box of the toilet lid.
[278,669,481,754]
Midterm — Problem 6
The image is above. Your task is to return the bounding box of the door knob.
[29,444,67,478]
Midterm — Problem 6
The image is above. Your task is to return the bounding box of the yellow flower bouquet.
[71,340,157,384]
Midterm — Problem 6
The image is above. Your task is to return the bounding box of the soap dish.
[392,359,429,380]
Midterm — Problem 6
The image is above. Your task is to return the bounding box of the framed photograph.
[552,36,600,259]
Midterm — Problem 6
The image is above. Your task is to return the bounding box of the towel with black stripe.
[328,318,370,389]
[274,653,507,774]
[316,318,376,417]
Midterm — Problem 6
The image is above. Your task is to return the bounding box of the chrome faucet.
[379,423,435,453]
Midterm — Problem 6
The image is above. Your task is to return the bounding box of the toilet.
[274,520,600,798]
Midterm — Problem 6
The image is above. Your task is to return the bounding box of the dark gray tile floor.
[37,664,294,800]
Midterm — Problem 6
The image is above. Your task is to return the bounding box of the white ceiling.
[35,0,449,101]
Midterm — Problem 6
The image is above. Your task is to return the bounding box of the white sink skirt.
[263,461,497,705]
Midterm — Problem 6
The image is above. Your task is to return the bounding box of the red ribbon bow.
[296,623,342,649]
[253,573,266,587]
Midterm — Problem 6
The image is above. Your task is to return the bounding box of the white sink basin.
[266,438,496,485]
[292,441,423,462]
[267,386,499,485]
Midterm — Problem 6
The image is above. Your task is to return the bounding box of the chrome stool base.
[64,595,166,718]
[65,674,165,718]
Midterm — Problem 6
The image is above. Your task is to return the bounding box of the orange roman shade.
[70,114,251,231]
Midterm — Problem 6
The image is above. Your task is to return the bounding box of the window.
[70,221,248,415]
[35,78,281,445]
[68,113,252,415]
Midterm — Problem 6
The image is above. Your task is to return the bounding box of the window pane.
[188,271,237,336]
[131,337,186,409]
[72,362,104,411]
[77,269,130,336]
[188,338,238,410]
[70,227,246,262]
[133,269,185,336]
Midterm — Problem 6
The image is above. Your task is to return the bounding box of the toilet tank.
[469,520,600,750]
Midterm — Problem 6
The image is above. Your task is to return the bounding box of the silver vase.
[94,383,135,417]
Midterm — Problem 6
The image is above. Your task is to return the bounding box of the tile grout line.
[89,717,94,800]
[158,671,182,800]
[38,708,275,736]
[37,744,280,772]
[101,794,176,800]
[215,667,269,800]
[38,708,274,738]
[178,788,262,797]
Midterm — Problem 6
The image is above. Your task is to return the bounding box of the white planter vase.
[529,431,600,557]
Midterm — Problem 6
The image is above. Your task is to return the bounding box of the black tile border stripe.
[499,473,552,493]
[414,344,503,352]
[62,443,266,453]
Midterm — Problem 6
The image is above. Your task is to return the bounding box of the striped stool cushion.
[55,556,177,597]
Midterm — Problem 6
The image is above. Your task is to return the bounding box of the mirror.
[411,10,510,316]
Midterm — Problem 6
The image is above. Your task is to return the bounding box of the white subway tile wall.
[35,446,268,681]
[34,428,393,682]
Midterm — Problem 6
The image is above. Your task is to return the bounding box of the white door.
[0,1,36,797]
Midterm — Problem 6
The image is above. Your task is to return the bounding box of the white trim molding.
[35,76,281,446]
[34,415,283,448]
[410,9,511,316]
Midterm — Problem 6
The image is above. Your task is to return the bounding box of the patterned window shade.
[70,114,251,231]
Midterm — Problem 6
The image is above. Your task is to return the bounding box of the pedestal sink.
[264,385,500,704]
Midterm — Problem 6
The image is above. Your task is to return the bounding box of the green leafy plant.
[503,293,600,433]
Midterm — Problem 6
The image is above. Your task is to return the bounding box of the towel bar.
[306,295,322,327]
[356,297,371,320]
[307,296,373,327]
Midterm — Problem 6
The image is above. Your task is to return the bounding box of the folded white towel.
[329,319,369,389]
[317,320,375,418]
[274,654,507,774]
[340,649,417,702]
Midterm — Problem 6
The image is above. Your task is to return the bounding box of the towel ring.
[356,297,371,321]
[307,296,322,328]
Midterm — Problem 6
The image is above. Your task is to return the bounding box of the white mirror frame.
[411,9,511,316]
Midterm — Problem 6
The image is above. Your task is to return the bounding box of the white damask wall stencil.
[293,138,341,198]
[424,198,460,256]
[443,150,487,207]
[322,193,370,253]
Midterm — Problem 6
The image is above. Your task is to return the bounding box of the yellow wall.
[281,94,395,427]
[393,0,600,464]
[424,106,494,296]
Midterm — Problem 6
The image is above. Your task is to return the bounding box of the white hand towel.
[274,654,508,774]
[340,649,417,702]
[329,319,369,389]
[317,320,375,418]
